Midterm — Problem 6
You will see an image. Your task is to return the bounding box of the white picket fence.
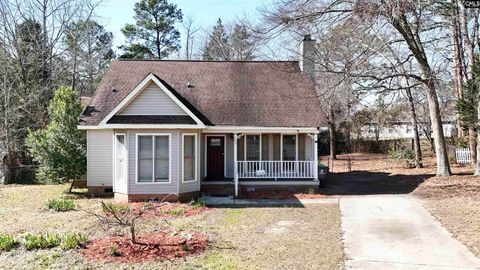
[455,148,472,164]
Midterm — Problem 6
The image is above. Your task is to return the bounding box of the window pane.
[138,136,153,182]
[283,135,296,161]
[138,158,153,182]
[155,158,169,181]
[246,135,260,160]
[273,134,281,160]
[154,136,169,182]
[298,134,305,160]
[262,134,269,160]
[184,135,196,181]
[237,136,245,161]
[116,135,125,157]
[155,136,169,158]
[138,136,152,158]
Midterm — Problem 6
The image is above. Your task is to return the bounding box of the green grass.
[0,234,17,251]
[46,197,76,212]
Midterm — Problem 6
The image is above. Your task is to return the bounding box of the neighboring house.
[358,121,456,140]
[78,36,323,202]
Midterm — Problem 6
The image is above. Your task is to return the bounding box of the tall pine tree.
[120,0,183,59]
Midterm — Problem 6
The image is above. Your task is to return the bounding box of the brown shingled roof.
[80,59,324,127]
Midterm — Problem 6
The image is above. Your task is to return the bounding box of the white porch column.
[233,134,239,197]
[313,134,319,181]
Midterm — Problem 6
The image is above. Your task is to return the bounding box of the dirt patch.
[237,190,327,200]
[82,232,208,263]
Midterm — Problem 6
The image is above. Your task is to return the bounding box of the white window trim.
[135,133,172,184]
[182,133,198,183]
[204,135,227,178]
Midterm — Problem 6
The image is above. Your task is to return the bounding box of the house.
[78,36,323,202]
[358,121,456,140]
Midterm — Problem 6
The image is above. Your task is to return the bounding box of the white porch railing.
[237,161,315,179]
[455,148,472,164]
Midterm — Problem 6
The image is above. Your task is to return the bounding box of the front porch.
[202,130,320,196]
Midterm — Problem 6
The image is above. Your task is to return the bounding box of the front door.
[207,136,225,180]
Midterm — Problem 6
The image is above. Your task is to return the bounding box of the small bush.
[101,202,130,214]
[389,149,415,168]
[0,234,17,251]
[108,244,121,256]
[190,198,206,208]
[161,207,185,216]
[24,233,61,250]
[47,198,75,212]
[60,232,87,250]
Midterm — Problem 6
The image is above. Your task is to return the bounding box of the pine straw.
[82,232,207,263]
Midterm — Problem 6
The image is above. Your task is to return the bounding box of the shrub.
[60,232,87,250]
[108,244,121,256]
[161,207,185,216]
[101,202,130,214]
[24,233,61,250]
[190,198,205,208]
[46,198,76,212]
[389,149,415,168]
[0,234,17,251]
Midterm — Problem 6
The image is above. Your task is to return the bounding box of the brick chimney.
[299,34,316,78]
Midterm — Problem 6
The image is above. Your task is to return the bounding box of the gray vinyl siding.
[127,129,179,194]
[178,130,201,194]
[87,130,113,187]
[118,82,187,116]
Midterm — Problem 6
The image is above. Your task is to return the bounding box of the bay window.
[137,134,170,183]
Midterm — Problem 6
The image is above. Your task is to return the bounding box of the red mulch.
[82,232,208,263]
[127,203,209,219]
[237,191,327,200]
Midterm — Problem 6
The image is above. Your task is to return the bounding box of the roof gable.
[99,73,206,127]
[118,81,187,116]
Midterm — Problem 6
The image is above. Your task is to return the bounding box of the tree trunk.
[424,79,451,176]
[406,88,423,168]
[469,127,477,163]
[450,0,464,138]
[329,124,337,160]
[130,223,136,244]
[476,101,480,175]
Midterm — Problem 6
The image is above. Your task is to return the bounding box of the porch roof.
[80,60,325,128]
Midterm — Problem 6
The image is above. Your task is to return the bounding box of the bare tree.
[259,0,452,176]
[182,15,200,60]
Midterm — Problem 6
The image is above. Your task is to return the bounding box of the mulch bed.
[82,232,208,263]
[238,191,327,200]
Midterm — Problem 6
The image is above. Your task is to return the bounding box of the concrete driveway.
[341,195,480,269]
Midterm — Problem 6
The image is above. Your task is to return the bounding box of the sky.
[95,0,269,51]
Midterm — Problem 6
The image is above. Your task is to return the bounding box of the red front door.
[207,136,225,180]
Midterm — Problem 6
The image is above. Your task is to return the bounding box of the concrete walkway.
[341,195,480,269]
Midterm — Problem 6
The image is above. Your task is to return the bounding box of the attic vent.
[112,87,117,92]
[187,82,194,88]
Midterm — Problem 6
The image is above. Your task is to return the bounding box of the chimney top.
[303,34,312,41]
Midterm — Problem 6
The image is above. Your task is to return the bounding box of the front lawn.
[0,184,344,269]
